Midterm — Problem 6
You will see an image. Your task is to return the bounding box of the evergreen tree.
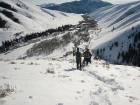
[97,49,99,54]
[110,46,112,50]
[117,52,120,59]
[0,16,6,28]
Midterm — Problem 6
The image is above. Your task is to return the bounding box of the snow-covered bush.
[26,32,74,57]
[0,84,17,98]
[45,68,55,74]
[10,61,17,64]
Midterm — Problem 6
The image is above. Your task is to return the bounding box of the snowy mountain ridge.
[89,1,140,66]
[0,0,83,45]
[43,0,112,14]
[0,1,140,105]
[38,3,58,8]
[0,0,140,66]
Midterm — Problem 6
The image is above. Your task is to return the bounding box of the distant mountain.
[41,0,112,14]
[38,3,58,8]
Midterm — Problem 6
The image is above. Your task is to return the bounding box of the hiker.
[73,48,83,70]
[83,48,92,66]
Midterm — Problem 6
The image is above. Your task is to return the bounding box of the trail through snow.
[0,57,140,105]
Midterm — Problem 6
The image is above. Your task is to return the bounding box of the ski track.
[87,70,124,91]
[0,58,140,105]
[81,64,125,105]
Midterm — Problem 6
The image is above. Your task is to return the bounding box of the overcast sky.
[23,0,140,5]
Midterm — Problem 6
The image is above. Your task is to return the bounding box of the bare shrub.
[10,61,16,64]
[26,27,90,57]
[102,63,105,68]
[105,61,110,66]
[111,74,114,77]
[81,80,85,83]
[45,68,55,74]
[26,37,63,57]
[17,56,26,60]
[102,61,110,69]
[129,96,138,100]
[52,58,57,61]
[106,65,110,69]
[126,95,138,100]
[14,68,19,70]
[49,63,53,65]
[0,100,6,104]
[2,76,9,79]
[4,59,10,62]
[35,63,39,65]
[20,62,24,64]
[0,84,17,98]
[28,62,33,65]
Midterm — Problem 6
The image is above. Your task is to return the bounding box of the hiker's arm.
[73,51,76,56]
[90,52,92,56]
[81,53,84,57]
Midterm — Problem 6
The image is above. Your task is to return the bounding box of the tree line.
[0,24,74,53]
[118,31,140,66]
[95,31,140,67]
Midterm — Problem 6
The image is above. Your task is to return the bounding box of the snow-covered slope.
[0,1,140,105]
[38,3,58,8]
[0,58,140,105]
[45,0,112,14]
[0,0,83,45]
[0,1,140,65]
[89,1,140,65]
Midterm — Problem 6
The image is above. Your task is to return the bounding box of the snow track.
[0,58,140,105]
[87,71,124,91]
[81,65,125,105]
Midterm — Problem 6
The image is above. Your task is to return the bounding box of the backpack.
[76,52,81,60]
[84,51,91,58]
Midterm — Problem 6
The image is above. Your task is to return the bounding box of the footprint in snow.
[77,91,81,94]
[29,96,33,99]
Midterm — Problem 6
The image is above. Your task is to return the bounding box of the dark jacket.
[83,51,92,58]
[73,51,83,60]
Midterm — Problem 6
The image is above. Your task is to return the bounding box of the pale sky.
[23,0,140,5]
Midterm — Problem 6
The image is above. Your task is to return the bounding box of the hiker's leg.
[87,58,91,65]
[79,60,82,69]
[85,58,88,66]
[90,57,91,63]
[76,60,79,69]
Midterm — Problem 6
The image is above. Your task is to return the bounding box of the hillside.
[0,0,83,46]
[0,1,140,65]
[89,1,140,66]
[0,56,140,105]
[38,3,57,8]
[0,1,140,105]
[43,0,112,14]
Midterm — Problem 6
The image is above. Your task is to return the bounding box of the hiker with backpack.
[82,48,92,66]
[73,48,83,70]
